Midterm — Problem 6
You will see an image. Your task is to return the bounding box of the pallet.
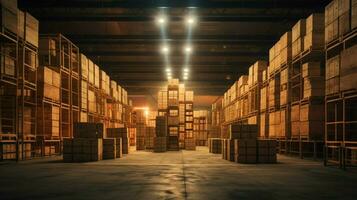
[278,139,324,160]
[326,89,357,101]
[0,27,18,42]
[0,75,17,86]
[0,134,17,142]
[39,96,60,105]
[23,135,36,142]
[326,28,357,53]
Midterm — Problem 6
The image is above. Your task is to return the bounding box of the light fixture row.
[156,15,197,26]
[156,10,197,80]
[160,45,193,55]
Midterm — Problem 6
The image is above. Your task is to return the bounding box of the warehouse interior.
[1,0,357,199]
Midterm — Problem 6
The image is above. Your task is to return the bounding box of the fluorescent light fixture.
[183,76,188,80]
[184,45,192,54]
[166,68,171,72]
[161,45,170,54]
[183,68,189,72]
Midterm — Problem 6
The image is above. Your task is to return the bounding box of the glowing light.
[184,45,192,54]
[156,15,167,25]
[166,68,171,72]
[183,68,189,72]
[183,76,188,80]
[161,45,170,54]
[186,15,196,26]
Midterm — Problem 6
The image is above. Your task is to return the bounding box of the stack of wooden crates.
[222,124,277,164]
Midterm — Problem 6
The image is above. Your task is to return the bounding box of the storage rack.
[324,28,357,169]
[17,25,39,159]
[0,26,18,160]
[210,97,223,138]
[167,80,179,150]
[185,92,194,148]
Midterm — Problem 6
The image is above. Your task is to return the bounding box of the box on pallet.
[103,138,116,159]
[208,138,222,154]
[156,116,167,137]
[107,128,129,154]
[222,139,235,161]
[63,138,103,162]
[234,139,277,164]
[136,137,145,150]
[153,137,167,152]
[185,138,196,150]
[37,67,60,102]
[340,45,357,92]
[229,124,258,139]
[326,55,340,95]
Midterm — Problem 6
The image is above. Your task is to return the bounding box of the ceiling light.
[183,76,188,80]
[186,15,196,26]
[166,68,171,73]
[156,15,167,25]
[184,45,192,54]
[183,68,189,72]
[161,45,170,54]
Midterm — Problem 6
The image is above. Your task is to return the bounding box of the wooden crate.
[37,66,60,102]
[340,44,357,92]
[153,137,167,152]
[37,101,60,139]
[0,0,18,35]
[103,138,116,159]
[209,138,222,154]
[73,122,103,138]
[63,138,103,162]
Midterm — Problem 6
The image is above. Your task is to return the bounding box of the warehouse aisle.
[0,148,357,200]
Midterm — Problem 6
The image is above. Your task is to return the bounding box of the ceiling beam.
[93,61,252,66]
[34,15,303,22]
[67,34,276,41]
[83,51,267,57]
[18,0,327,9]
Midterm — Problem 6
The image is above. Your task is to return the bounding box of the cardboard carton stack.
[107,128,129,154]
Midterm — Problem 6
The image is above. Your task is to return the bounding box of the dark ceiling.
[18,0,329,96]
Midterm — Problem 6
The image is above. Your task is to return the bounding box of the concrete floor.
[0,147,357,200]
